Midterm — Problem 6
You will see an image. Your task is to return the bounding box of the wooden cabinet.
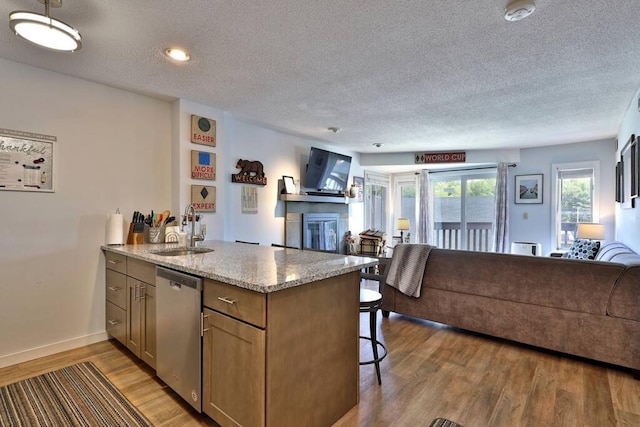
[105,252,156,370]
[202,308,265,427]
[125,258,156,369]
[202,272,359,427]
[105,252,127,346]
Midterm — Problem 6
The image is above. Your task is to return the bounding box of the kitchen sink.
[150,247,214,256]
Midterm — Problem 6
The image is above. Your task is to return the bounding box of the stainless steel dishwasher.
[156,266,203,412]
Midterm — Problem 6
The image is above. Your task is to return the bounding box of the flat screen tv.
[304,147,352,193]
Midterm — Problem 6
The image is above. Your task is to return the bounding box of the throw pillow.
[562,239,601,260]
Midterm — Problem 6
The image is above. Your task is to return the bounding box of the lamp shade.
[576,223,605,240]
[396,218,410,231]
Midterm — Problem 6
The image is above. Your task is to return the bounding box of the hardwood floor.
[2,313,639,427]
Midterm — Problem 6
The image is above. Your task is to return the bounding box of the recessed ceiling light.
[9,0,82,52]
[165,48,190,62]
[373,143,383,148]
[504,0,536,22]
[328,127,340,133]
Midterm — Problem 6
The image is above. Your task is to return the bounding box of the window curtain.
[491,162,509,252]
[417,170,433,244]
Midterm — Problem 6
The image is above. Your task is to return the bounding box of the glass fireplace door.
[303,213,340,253]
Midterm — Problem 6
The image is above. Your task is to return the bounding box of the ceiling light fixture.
[373,143,383,148]
[165,48,190,62]
[9,0,82,52]
[504,0,536,22]
[327,127,340,133]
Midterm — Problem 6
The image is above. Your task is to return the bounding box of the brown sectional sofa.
[381,241,640,374]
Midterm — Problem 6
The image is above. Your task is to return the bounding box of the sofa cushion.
[596,241,640,263]
[562,239,601,260]
[420,249,625,316]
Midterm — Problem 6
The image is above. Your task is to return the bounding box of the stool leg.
[369,309,382,385]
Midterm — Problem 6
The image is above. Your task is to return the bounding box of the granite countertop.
[101,241,378,293]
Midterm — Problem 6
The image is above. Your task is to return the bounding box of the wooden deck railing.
[434,222,493,252]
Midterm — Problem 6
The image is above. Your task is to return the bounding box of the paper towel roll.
[106,213,124,245]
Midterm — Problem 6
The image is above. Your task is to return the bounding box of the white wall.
[0,58,172,367]
[224,117,364,245]
[615,86,640,253]
[509,139,616,254]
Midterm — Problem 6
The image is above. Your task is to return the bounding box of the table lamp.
[576,223,605,241]
[396,218,410,243]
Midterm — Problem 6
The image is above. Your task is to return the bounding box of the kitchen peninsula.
[102,241,377,427]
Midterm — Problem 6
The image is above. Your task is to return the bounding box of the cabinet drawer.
[106,269,127,308]
[105,252,127,274]
[106,301,126,345]
[127,258,156,284]
[203,280,266,328]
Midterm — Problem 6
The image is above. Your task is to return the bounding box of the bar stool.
[359,288,387,385]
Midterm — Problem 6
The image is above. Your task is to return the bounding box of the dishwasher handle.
[156,266,203,291]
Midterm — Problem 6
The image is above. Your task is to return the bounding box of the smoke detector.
[504,0,535,22]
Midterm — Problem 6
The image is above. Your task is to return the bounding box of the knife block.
[126,223,145,244]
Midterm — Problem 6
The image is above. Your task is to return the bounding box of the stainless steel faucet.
[184,204,204,247]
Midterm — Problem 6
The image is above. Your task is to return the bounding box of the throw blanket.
[387,244,433,297]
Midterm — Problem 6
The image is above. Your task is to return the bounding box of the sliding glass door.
[431,170,496,251]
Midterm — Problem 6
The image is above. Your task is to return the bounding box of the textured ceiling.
[1,0,640,154]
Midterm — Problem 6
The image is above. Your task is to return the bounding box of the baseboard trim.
[0,332,109,369]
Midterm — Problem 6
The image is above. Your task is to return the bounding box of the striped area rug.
[430,418,464,427]
[0,361,152,427]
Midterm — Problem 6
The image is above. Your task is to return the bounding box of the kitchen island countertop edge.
[102,241,378,293]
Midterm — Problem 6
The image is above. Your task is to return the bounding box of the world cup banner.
[415,151,466,164]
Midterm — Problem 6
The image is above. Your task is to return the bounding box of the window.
[392,173,418,242]
[430,169,496,251]
[551,161,600,250]
[364,171,390,234]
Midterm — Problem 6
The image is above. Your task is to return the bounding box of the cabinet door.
[126,278,142,357]
[106,301,126,345]
[140,284,156,369]
[203,308,265,427]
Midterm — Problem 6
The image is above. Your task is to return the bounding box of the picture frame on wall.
[515,174,543,204]
[353,176,364,202]
[631,136,638,199]
[282,175,295,194]
[620,135,635,209]
[615,161,622,203]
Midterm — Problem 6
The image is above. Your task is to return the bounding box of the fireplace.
[303,213,340,253]
[281,197,349,254]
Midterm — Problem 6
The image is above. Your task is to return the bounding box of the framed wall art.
[620,134,635,209]
[282,175,295,194]
[0,128,55,192]
[353,176,364,202]
[191,115,216,146]
[616,161,622,203]
[631,136,638,199]
[515,174,543,204]
[242,186,258,214]
[191,150,216,180]
[191,185,216,212]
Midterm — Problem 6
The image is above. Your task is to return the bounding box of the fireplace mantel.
[279,194,351,204]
